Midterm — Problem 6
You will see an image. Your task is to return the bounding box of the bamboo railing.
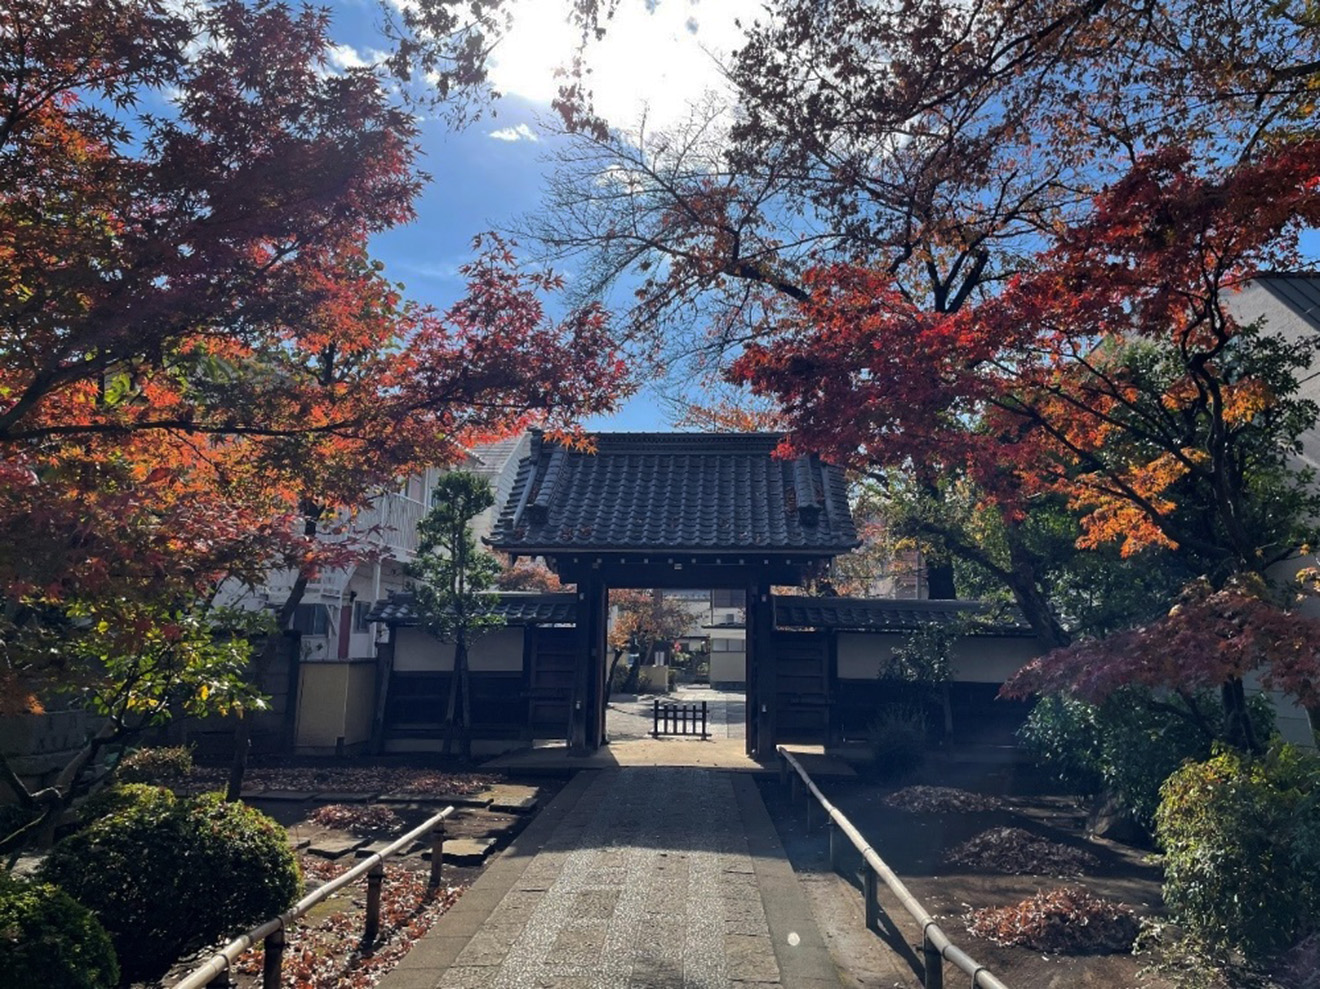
[777,747,1010,989]
[173,804,456,989]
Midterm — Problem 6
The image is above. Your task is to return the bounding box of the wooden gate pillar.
[747,581,776,760]
[570,574,607,752]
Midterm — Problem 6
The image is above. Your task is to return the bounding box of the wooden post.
[778,754,788,786]
[790,773,801,803]
[923,931,944,989]
[364,861,384,945]
[429,820,446,888]
[262,928,285,989]
[863,867,879,932]
[805,794,815,832]
[828,821,843,873]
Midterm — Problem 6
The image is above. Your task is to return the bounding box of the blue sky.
[327,0,763,431]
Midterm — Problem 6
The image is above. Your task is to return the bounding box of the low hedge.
[1155,743,1320,961]
[0,871,119,989]
[39,785,300,983]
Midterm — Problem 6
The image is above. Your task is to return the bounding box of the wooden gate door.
[769,629,831,744]
[527,626,575,739]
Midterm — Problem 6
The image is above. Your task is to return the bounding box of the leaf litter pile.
[309,804,404,836]
[966,885,1139,954]
[943,827,1098,876]
[234,857,466,989]
[189,766,498,796]
[883,785,1003,813]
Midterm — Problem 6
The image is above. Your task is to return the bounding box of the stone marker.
[255,790,318,802]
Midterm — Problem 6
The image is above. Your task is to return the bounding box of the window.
[711,638,746,653]
[352,600,372,632]
[289,604,329,636]
[712,589,745,608]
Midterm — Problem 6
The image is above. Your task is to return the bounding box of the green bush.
[867,705,927,779]
[0,871,119,989]
[116,744,194,785]
[1020,689,1275,829]
[39,786,301,984]
[1155,744,1320,962]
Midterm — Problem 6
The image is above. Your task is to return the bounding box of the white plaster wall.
[837,632,1041,683]
[1261,553,1320,747]
[392,626,525,673]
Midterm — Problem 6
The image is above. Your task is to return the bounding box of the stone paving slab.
[379,767,842,989]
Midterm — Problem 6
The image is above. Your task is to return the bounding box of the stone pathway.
[607,686,747,741]
[382,768,842,989]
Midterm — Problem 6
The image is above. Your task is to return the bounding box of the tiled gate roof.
[488,432,858,557]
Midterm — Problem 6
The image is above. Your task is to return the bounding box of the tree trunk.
[605,648,625,702]
[226,570,309,802]
[458,637,472,762]
[442,636,462,758]
[1221,676,1263,754]
[1006,538,1071,649]
[926,558,957,599]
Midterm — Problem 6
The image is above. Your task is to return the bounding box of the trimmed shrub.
[39,786,301,984]
[1155,744,1320,962]
[74,780,174,826]
[1021,688,1275,829]
[0,871,119,989]
[867,705,926,779]
[116,744,194,786]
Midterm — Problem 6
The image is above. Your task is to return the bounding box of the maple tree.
[533,0,1320,603]
[731,141,1320,743]
[496,558,565,593]
[0,0,630,832]
[606,589,694,697]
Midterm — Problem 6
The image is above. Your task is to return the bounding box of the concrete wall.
[837,631,1041,683]
[392,626,525,673]
[710,651,746,685]
[294,660,377,754]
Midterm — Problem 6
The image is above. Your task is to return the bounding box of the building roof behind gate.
[488,431,859,557]
[365,592,578,627]
[774,596,1034,636]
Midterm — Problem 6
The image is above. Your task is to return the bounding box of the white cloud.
[489,0,762,131]
[328,43,371,71]
[488,122,540,142]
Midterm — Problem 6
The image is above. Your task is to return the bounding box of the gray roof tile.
[365,592,577,627]
[773,596,1033,635]
[489,431,858,555]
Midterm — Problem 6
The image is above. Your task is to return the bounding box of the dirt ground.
[758,755,1174,989]
[154,762,565,989]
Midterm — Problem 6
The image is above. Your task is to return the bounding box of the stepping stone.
[355,840,394,858]
[307,836,369,859]
[314,791,378,804]
[435,792,493,807]
[292,837,311,851]
[476,818,521,840]
[422,838,496,865]
[256,790,318,802]
[382,791,491,807]
[489,795,538,814]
